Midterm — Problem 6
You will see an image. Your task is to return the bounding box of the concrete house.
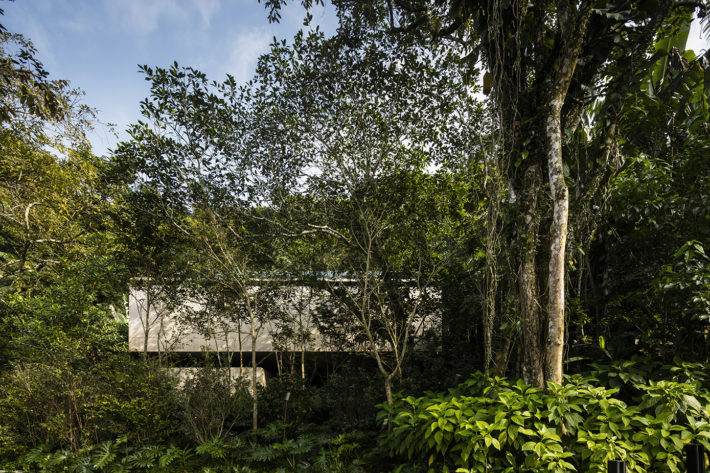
[128,279,440,383]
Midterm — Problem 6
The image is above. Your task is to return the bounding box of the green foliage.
[0,357,180,462]
[655,241,710,323]
[315,363,384,431]
[18,426,370,473]
[178,368,253,444]
[0,29,69,127]
[3,5,710,473]
[598,115,710,358]
[257,373,318,427]
[381,365,710,473]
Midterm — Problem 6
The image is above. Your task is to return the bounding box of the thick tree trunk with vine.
[482,153,504,376]
[518,164,545,387]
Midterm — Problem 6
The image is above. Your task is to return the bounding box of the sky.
[2,1,708,157]
[2,0,338,156]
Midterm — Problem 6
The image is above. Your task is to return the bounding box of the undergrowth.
[12,358,710,473]
[381,358,710,473]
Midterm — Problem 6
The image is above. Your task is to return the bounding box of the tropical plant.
[381,365,710,473]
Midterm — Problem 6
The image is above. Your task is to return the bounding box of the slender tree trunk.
[248,300,258,430]
[143,287,152,359]
[493,333,512,377]
[543,4,591,384]
[300,303,306,380]
[157,310,165,366]
[238,323,243,378]
[483,163,501,376]
[224,327,234,388]
[384,375,393,405]
[544,99,568,385]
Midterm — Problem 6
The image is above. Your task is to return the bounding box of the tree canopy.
[2,3,710,471]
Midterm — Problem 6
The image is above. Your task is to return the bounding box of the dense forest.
[1,1,710,472]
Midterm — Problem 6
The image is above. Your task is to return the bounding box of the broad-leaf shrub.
[381,371,710,473]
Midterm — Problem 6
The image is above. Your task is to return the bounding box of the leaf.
[522,441,537,451]
[683,394,702,411]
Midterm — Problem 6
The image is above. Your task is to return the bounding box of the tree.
[0,28,67,127]
[578,35,710,360]
[113,63,299,429]
[113,187,191,359]
[0,108,122,374]
[250,28,483,402]
[0,24,169,458]
[264,0,709,385]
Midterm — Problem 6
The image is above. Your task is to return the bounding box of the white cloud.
[18,18,59,73]
[102,0,189,35]
[55,1,100,33]
[226,29,272,83]
[189,0,221,28]
[100,0,222,37]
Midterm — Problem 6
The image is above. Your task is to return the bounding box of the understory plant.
[381,362,710,473]
[19,425,370,473]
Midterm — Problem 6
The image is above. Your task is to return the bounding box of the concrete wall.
[128,283,439,354]
[169,367,266,394]
[128,285,326,353]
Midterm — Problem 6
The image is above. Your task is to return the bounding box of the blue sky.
[2,0,337,155]
[3,1,708,156]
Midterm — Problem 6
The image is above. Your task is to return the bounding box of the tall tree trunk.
[483,154,502,376]
[157,310,165,366]
[238,322,244,378]
[519,165,545,387]
[543,3,591,384]
[544,100,568,385]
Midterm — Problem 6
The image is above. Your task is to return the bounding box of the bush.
[257,373,317,427]
[316,364,383,430]
[178,368,252,444]
[89,356,182,444]
[0,355,180,464]
[381,365,710,473]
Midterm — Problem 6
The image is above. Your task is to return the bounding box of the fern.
[108,461,131,473]
[92,440,117,470]
[291,434,317,455]
[232,466,255,473]
[173,446,195,468]
[249,445,277,462]
[42,448,72,471]
[23,445,50,468]
[196,436,228,459]
[158,445,180,468]
[125,445,159,469]
[74,455,94,473]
